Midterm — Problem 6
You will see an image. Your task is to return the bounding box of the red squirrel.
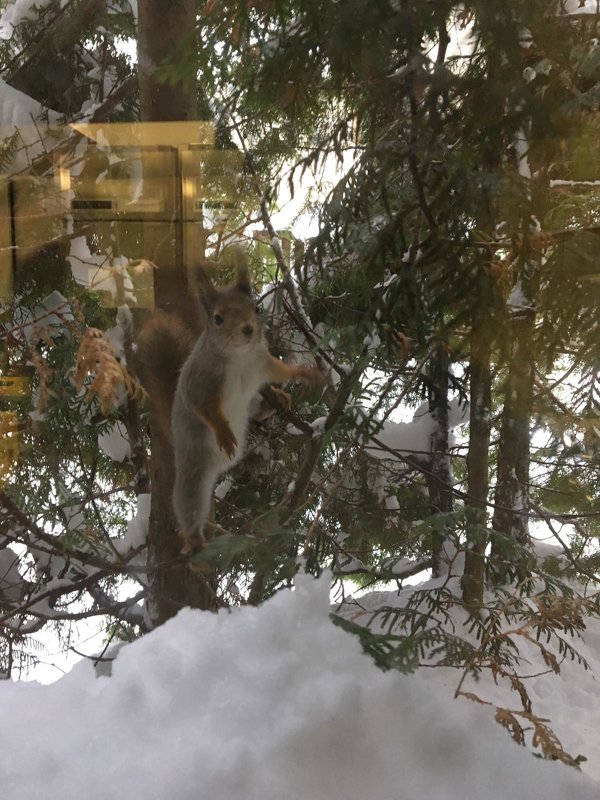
[137,251,324,553]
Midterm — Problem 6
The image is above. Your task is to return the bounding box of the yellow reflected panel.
[69,121,215,148]
[0,181,12,301]
[0,411,19,486]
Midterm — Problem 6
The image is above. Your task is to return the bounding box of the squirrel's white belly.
[217,363,265,468]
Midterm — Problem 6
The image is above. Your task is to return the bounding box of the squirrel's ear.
[229,247,252,296]
[192,265,218,312]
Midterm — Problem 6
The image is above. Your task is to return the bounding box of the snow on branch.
[555,0,600,19]
[365,398,469,466]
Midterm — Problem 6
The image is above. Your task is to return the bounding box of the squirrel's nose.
[242,324,254,338]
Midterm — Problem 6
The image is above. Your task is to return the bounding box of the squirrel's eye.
[213,313,224,326]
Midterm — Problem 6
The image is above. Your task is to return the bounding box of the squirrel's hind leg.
[179,528,206,556]
[173,465,212,555]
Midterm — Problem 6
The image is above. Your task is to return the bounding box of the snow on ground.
[0,573,598,800]
[337,569,600,786]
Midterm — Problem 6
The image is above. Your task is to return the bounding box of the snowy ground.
[1,572,599,800]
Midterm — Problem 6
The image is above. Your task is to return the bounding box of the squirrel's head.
[197,249,264,353]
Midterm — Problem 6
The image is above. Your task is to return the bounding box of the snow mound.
[0,574,596,800]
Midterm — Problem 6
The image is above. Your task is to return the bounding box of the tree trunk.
[490,267,536,579]
[462,318,493,608]
[138,0,198,123]
[137,0,217,624]
[426,343,453,577]
[461,82,502,604]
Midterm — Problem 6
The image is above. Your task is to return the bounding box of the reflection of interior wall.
[0,123,250,475]
[0,181,12,300]
[0,121,249,307]
[0,410,19,485]
[181,147,246,269]
[0,172,68,302]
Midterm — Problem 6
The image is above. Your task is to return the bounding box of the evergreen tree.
[0,0,599,694]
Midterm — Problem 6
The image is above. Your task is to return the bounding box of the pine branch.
[26,73,138,177]
[0,490,144,574]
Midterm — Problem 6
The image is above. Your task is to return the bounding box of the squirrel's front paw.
[270,386,292,411]
[297,367,327,388]
[215,424,238,459]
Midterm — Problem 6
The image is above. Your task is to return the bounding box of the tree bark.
[490,267,536,579]
[462,318,493,607]
[461,71,502,603]
[138,0,198,123]
[137,0,216,624]
[426,344,453,577]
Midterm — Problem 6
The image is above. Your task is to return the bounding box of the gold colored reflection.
[0,121,254,308]
[69,121,215,148]
[0,411,19,486]
[0,376,30,398]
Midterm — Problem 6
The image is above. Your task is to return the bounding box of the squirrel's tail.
[134,310,197,441]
